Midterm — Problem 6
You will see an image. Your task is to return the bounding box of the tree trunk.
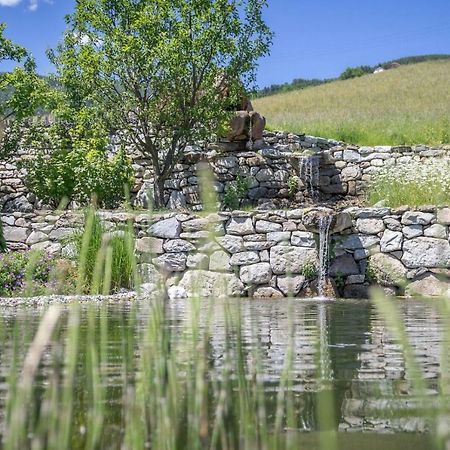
[153,175,166,209]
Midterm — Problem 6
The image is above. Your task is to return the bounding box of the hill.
[253,60,450,146]
[256,54,450,98]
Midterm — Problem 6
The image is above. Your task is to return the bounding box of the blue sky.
[1,0,449,88]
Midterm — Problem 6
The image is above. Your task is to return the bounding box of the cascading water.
[300,155,320,201]
[317,214,333,298]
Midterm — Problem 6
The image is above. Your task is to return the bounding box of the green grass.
[367,158,450,207]
[253,60,450,146]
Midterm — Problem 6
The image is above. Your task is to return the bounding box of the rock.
[340,234,380,250]
[402,237,450,269]
[153,253,187,272]
[384,217,402,231]
[226,217,255,235]
[209,250,231,272]
[291,231,316,248]
[140,282,164,298]
[250,286,284,299]
[240,262,272,285]
[301,278,339,298]
[136,237,164,254]
[424,224,447,239]
[329,254,360,277]
[255,220,282,233]
[149,217,181,239]
[356,218,385,234]
[139,263,165,285]
[230,251,260,266]
[401,211,435,226]
[216,235,244,254]
[369,253,407,286]
[134,181,154,209]
[167,191,186,209]
[26,231,48,245]
[380,230,403,253]
[343,149,361,162]
[187,253,209,269]
[178,270,244,297]
[167,286,187,299]
[266,231,291,243]
[163,239,195,253]
[402,225,423,239]
[2,196,33,213]
[437,208,450,225]
[2,226,28,243]
[405,273,450,297]
[340,166,361,181]
[343,284,370,299]
[277,275,305,296]
[255,168,274,182]
[182,218,210,232]
[270,246,317,275]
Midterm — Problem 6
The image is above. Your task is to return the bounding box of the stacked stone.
[3,206,450,299]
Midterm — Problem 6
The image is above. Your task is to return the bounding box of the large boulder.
[270,246,317,275]
[329,254,360,277]
[178,270,244,298]
[369,253,407,287]
[402,237,450,269]
[405,273,450,297]
[148,217,181,239]
[240,262,272,285]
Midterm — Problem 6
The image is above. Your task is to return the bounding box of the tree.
[339,65,373,81]
[0,23,49,159]
[50,0,272,208]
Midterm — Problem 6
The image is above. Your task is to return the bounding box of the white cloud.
[0,0,54,10]
[0,0,22,6]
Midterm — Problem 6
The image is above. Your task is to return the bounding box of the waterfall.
[300,155,320,201]
[317,215,333,298]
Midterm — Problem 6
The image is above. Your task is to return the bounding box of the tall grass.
[73,208,137,294]
[367,158,450,207]
[253,60,450,146]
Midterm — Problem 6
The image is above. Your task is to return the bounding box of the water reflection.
[0,298,449,441]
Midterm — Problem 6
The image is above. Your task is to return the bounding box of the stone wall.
[3,206,450,298]
[3,129,449,212]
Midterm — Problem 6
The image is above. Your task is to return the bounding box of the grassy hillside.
[253,60,450,146]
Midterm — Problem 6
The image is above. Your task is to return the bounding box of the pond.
[0,297,448,449]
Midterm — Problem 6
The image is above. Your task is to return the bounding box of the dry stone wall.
[3,206,450,299]
[3,130,449,212]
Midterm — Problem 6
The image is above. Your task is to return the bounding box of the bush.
[23,123,134,209]
[0,251,76,297]
[367,159,450,207]
[72,210,135,294]
[223,175,251,210]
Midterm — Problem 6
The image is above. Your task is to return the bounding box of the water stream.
[317,214,333,298]
[300,155,320,201]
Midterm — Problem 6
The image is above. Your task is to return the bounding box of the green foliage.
[0,23,53,159]
[301,261,318,280]
[339,65,373,80]
[334,271,346,292]
[0,250,75,297]
[287,175,299,198]
[223,175,251,210]
[23,124,134,208]
[49,0,272,207]
[367,159,450,207]
[72,211,135,294]
[0,220,6,252]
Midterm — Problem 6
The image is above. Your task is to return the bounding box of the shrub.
[287,175,299,198]
[223,175,251,210]
[71,210,135,294]
[0,251,75,297]
[301,261,318,279]
[367,158,450,207]
[24,136,134,209]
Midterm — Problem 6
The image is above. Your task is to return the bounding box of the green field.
[253,60,450,146]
